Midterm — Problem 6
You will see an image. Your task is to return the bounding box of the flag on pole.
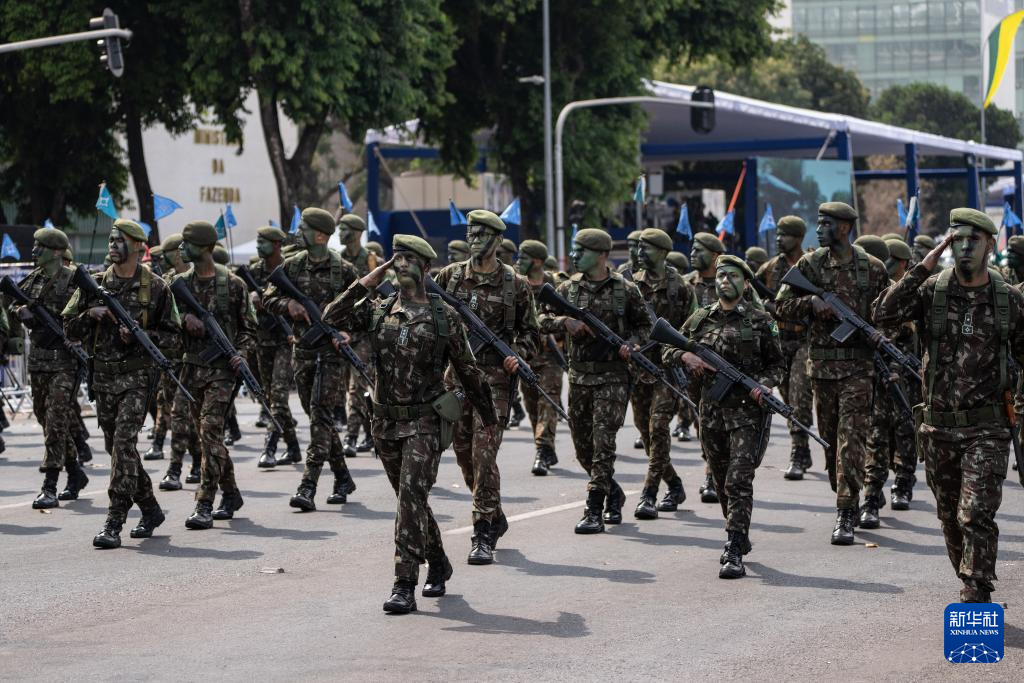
[367,211,380,237]
[716,210,735,239]
[675,204,692,240]
[135,219,153,238]
[43,218,55,228]
[214,212,227,239]
[633,176,646,203]
[758,203,776,234]
[289,206,301,234]
[1,234,20,260]
[499,198,521,225]
[1004,201,1022,229]
[95,183,119,220]
[152,194,183,221]
[985,10,1024,107]
[449,200,467,227]
[225,204,238,228]
[896,198,907,227]
[338,181,354,212]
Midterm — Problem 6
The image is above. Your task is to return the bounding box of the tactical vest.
[287,250,346,295]
[180,264,234,342]
[639,266,680,321]
[445,262,516,334]
[100,264,153,328]
[685,303,758,369]
[370,293,450,402]
[806,245,872,317]
[567,271,627,336]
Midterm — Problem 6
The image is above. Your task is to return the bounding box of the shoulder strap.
[686,306,712,333]
[502,265,516,333]
[330,251,343,293]
[611,273,627,336]
[807,248,829,283]
[370,294,398,334]
[446,266,464,295]
[665,265,678,320]
[990,268,1010,392]
[428,293,450,374]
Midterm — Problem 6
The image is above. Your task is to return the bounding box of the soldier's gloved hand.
[810,295,836,320]
[229,355,244,373]
[184,313,206,338]
[502,355,519,375]
[287,300,311,324]
[118,325,133,345]
[564,319,593,338]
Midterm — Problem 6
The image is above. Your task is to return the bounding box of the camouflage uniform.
[64,265,180,528]
[434,261,540,531]
[264,250,358,502]
[340,245,377,447]
[248,258,299,446]
[160,268,202,479]
[876,260,1024,600]
[522,272,563,457]
[677,272,717,433]
[776,246,890,513]
[324,280,495,584]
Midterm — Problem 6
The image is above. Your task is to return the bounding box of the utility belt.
[93,356,151,375]
[919,402,1007,428]
[372,400,435,420]
[809,347,872,361]
[30,347,72,362]
[571,360,624,374]
[293,343,337,362]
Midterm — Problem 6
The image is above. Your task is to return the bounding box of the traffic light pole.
[0,27,132,55]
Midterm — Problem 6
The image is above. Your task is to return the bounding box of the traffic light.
[691,86,715,135]
[89,8,124,77]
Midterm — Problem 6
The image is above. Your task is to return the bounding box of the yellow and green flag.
[984,10,1024,108]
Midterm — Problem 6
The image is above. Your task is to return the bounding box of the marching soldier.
[497,238,517,267]
[173,221,257,529]
[666,251,694,441]
[447,240,469,265]
[776,202,889,545]
[616,230,642,274]
[875,208,1024,603]
[756,216,815,480]
[744,246,769,274]
[539,228,650,534]
[1002,235,1024,286]
[14,227,89,508]
[263,208,359,512]
[630,229,696,519]
[666,255,784,578]
[516,240,563,476]
[324,235,496,614]
[434,210,539,564]
[250,226,302,469]
[912,234,935,266]
[63,220,180,548]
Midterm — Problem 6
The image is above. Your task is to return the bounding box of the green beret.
[819,201,858,222]
[366,241,384,257]
[467,209,506,233]
[666,251,690,271]
[639,228,672,252]
[745,246,769,264]
[949,207,996,236]
[112,218,147,242]
[161,233,184,253]
[448,239,469,254]
[544,255,558,270]
[338,214,366,232]
[776,215,807,237]
[213,245,230,265]
[854,235,889,262]
[301,207,335,235]
[149,245,164,257]
[716,254,754,281]
[574,228,612,252]
[393,234,437,260]
[886,239,913,261]
[693,232,725,254]
[33,227,69,250]
[520,240,548,261]
[182,221,218,247]
[257,226,287,242]
[881,232,905,242]
[627,230,642,241]
[500,238,517,254]
[1008,236,1024,257]
[913,234,936,249]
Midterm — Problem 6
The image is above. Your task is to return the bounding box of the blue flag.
[1,234,20,260]
[152,194,183,221]
[633,176,645,203]
[896,198,907,227]
[367,211,380,237]
[716,210,735,238]
[269,219,281,228]
[675,204,692,240]
[1004,201,1022,229]
[338,181,354,212]
[214,213,227,239]
[500,198,521,225]
[43,218,55,228]
[95,183,119,220]
[758,203,776,234]
[225,204,238,228]
[289,206,301,234]
[135,219,153,238]
[570,224,579,245]
[449,200,467,227]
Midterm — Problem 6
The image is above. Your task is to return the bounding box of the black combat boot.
[185,500,214,530]
[255,407,269,429]
[32,468,60,509]
[657,476,686,512]
[634,486,659,520]
[212,490,245,520]
[719,530,748,579]
[799,446,813,470]
[357,436,373,453]
[0,409,9,431]
[719,532,753,564]
[699,473,718,503]
[282,434,303,464]
[147,426,155,440]
[422,555,454,597]
[507,399,525,429]
[543,445,558,468]
[531,447,550,476]
[334,404,347,432]
[468,520,494,565]
[0,435,5,456]
[257,431,280,469]
[603,480,625,525]
[490,512,509,550]
[186,458,201,484]
[75,431,93,464]
[633,436,644,449]
[783,446,808,480]
[58,459,89,501]
[858,493,881,529]
[383,580,417,614]
[830,508,856,545]
[326,470,356,504]
[574,490,605,534]
[289,481,317,511]
[891,476,913,511]
[93,516,123,549]
[144,433,165,461]
[343,434,358,458]
[223,414,242,446]
[159,462,182,491]
[676,425,691,442]
[130,499,166,538]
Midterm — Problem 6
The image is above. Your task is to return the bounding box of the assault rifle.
[236,265,293,339]
[169,278,280,432]
[71,265,195,403]
[650,317,829,449]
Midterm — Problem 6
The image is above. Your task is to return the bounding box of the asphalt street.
[0,394,1021,681]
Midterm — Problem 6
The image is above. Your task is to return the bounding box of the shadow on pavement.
[498,547,656,584]
[129,536,263,560]
[417,594,590,638]
[430,487,539,505]
[62,497,107,516]
[615,522,725,551]
[856,530,1024,562]
[1005,623,1023,651]
[684,513,805,535]
[745,561,903,594]
[222,517,338,541]
[0,524,60,536]
[0,489,35,497]
[331,501,397,521]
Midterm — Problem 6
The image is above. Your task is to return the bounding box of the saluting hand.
[359,256,396,289]
[921,231,956,272]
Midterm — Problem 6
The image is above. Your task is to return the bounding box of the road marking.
[442,489,640,536]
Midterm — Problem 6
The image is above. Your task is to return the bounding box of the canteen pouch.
[912,402,925,463]
[431,390,463,450]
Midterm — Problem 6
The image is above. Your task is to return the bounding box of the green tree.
[419,0,781,235]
